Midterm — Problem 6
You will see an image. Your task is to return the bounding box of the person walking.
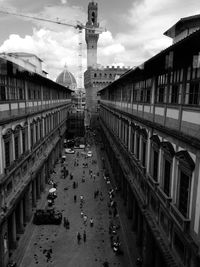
[74,195,77,203]
[83,230,86,243]
[90,217,94,227]
[83,215,87,225]
[77,232,81,244]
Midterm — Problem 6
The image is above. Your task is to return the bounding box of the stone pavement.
[12,141,137,267]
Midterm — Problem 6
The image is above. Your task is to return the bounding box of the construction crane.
[0,9,105,90]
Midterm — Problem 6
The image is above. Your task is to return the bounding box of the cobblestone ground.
[19,141,131,267]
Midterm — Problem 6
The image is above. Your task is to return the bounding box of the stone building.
[56,66,85,137]
[99,16,200,267]
[84,1,130,127]
[0,56,72,267]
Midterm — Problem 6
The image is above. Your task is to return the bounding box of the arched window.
[150,135,161,182]
[140,129,148,167]
[3,128,12,168]
[160,141,175,196]
[175,150,195,218]
[13,125,22,160]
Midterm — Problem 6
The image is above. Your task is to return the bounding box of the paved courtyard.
[15,139,134,267]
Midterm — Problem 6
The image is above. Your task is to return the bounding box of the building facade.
[0,57,72,267]
[84,1,131,128]
[84,66,131,127]
[99,21,200,267]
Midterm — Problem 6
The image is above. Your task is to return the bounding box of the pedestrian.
[83,215,87,225]
[74,195,77,203]
[81,211,84,217]
[136,257,143,266]
[113,207,118,217]
[90,217,94,227]
[73,181,76,189]
[93,174,96,181]
[77,232,81,244]
[63,217,67,228]
[83,230,86,242]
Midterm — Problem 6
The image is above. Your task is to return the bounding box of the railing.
[157,187,172,207]
[170,204,190,232]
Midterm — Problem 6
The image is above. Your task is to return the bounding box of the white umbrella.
[49,188,56,193]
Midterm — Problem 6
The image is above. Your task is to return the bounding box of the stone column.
[128,121,132,151]
[154,248,164,267]
[10,211,17,249]
[32,180,37,207]
[18,200,24,233]
[132,198,138,231]
[136,211,143,247]
[143,221,155,267]
[40,167,45,192]
[24,184,32,222]
[127,186,133,219]
[36,174,41,199]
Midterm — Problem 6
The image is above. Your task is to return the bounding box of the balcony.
[147,174,159,190]
[157,187,172,207]
[170,204,190,232]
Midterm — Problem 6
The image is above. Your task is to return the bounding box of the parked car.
[33,209,62,225]
[65,148,75,154]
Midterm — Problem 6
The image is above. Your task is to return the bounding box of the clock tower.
[85,1,99,68]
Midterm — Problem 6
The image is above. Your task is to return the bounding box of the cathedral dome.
[56,66,77,90]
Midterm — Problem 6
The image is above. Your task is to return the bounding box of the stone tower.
[85,1,99,68]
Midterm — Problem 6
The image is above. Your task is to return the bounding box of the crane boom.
[0,9,106,32]
[0,9,84,29]
[0,8,106,91]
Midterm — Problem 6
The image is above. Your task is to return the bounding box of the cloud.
[0,4,88,83]
[1,0,200,85]
[0,28,80,81]
[112,0,200,67]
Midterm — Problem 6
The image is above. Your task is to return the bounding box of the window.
[18,88,25,100]
[22,131,26,153]
[136,133,140,159]
[146,89,151,103]
[35,122,39,143]
[171,85,179,104]
[158,87,164,103]
[163,159,171,196]
[178,171,190,217]
[142,141,146,167]
[14,135,19,160]
[175,150,194,218]
[189,83,199,105]
[131,129,135,153]
[150,135,160,182]
[5,141,10,167]
[153,150,158,181]
[0,85,6,100]
[30,124,34,148]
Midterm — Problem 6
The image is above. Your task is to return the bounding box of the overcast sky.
[0,0,200,83]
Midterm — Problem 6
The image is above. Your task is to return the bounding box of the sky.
[0,0,200,84]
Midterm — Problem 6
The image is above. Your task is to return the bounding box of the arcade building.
[99,15,200,267]
[0,54,72,267]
